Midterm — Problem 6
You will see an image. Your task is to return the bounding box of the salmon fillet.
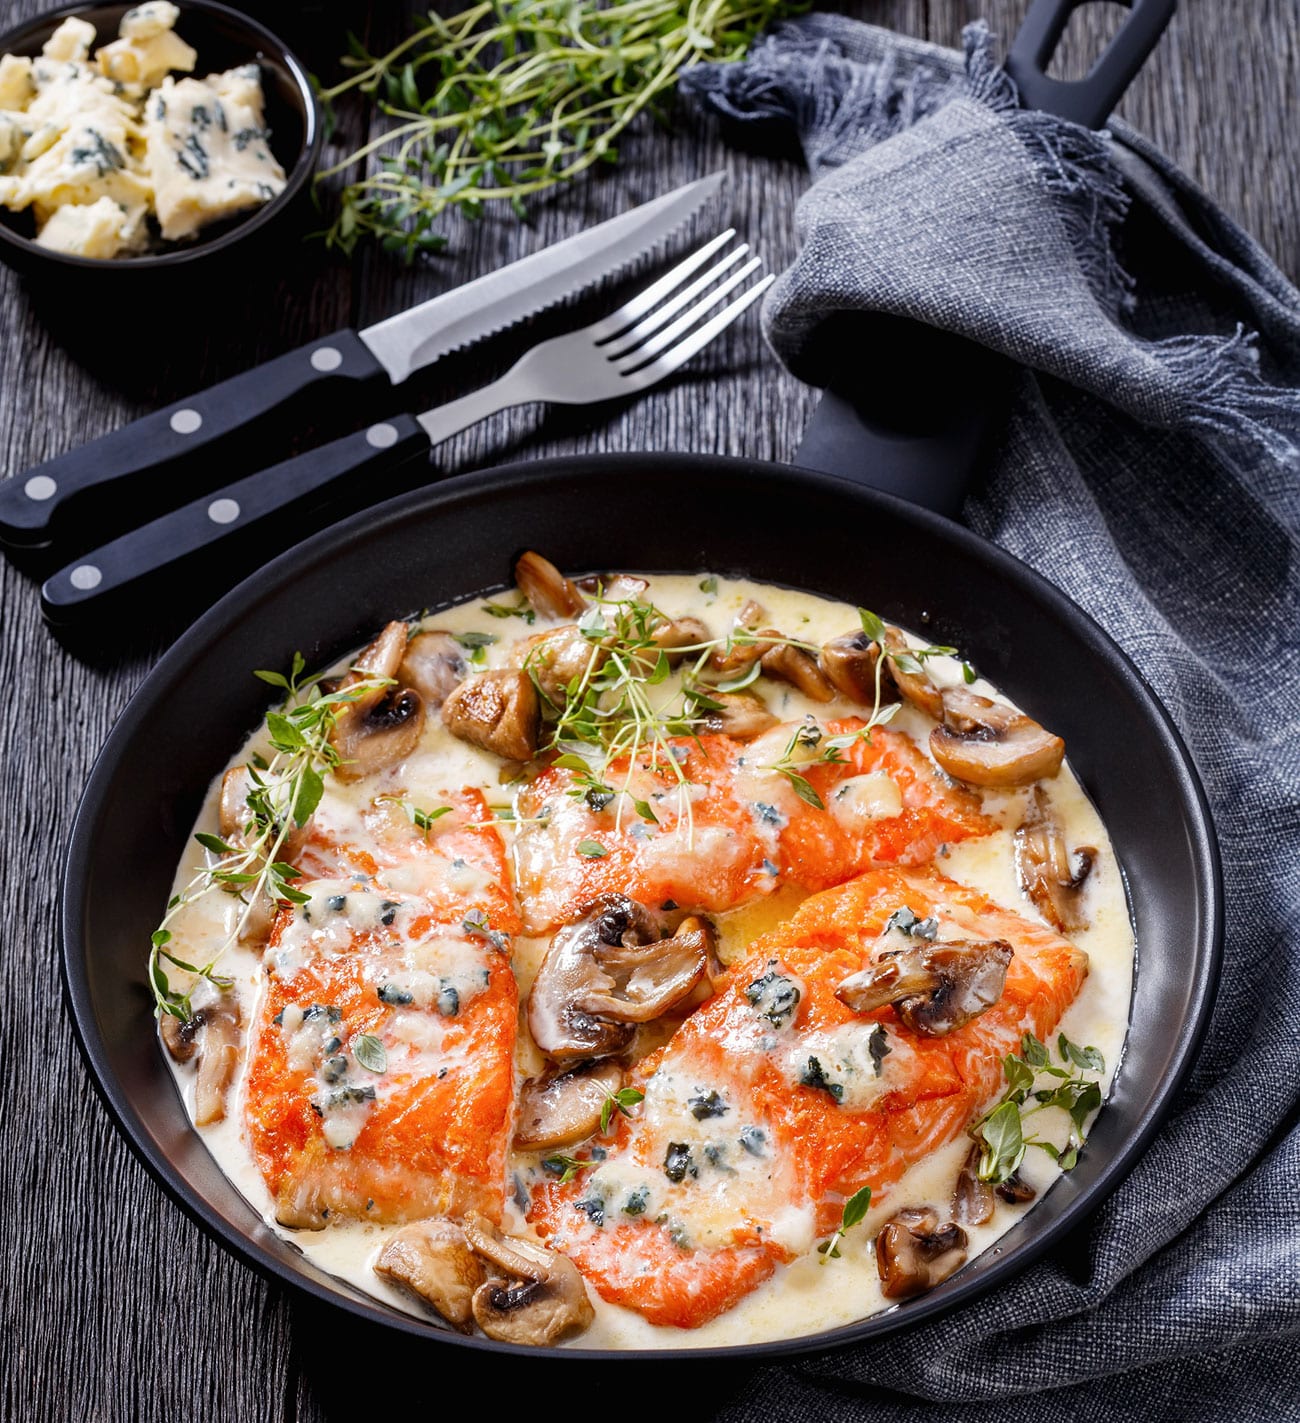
[243,789,521,1228]
[527,865,1088,1328]
[513,721,994,932]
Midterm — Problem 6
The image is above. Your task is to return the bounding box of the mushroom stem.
[875,1206,969,1300]
[463,1213,595,1346]
[930,688,1065,788]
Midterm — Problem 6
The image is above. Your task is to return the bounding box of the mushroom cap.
[374,1218,485,1330]
[930,687,1065,788]
[516,550,587,620]
[952,1144,995,1226]
[759,634,836,702]
[463,1213,595,1346]
[219,766,310,860]
[650,614,711,666]
[190,1000,242,1127]
[883,626,945,719]
[836,937,1013,1036]
[513,1060,625,1150]
[514,625,604,704]
[332,687,426,783]
[398,630,467,709]
[1014,786,1095,931]
[328,621,427,782]
[441,669,541,763]
[875,1207,969,1300]
[700,690,779,741]
[819,630,897,706]
[709,600,767,674]
[527,896,714,1063]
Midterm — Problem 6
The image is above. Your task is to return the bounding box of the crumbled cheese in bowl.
[0,4,286,258]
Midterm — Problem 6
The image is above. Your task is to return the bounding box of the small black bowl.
[0,0,321,282]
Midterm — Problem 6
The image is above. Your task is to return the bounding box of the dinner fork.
[41,234,774,622]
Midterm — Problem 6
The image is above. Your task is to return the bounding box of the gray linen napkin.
[682,15,1300,1421]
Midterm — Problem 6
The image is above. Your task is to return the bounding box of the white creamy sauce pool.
[159,573,1135,1350]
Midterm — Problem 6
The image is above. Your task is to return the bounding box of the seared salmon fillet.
[527,864,1088,1328]
[513,721,994,932]
[244,790,521,1228]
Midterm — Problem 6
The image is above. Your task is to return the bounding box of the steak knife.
[0,171,725,550]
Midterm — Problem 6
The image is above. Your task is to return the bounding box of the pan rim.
[60,450,1225,1362]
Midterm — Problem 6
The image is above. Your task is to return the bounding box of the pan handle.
[1006,0,1177,131]
[793,0,1176,515]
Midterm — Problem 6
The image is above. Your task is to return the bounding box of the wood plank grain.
[0,2,1295,1419]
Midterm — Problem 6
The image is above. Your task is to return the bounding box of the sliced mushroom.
[577,915,715,1023]
[995,1170,1036,1205]
[575,572,649,603]
[516,550,587,619]
[952,1145,995,1226]
[709,600,767,675]
[1014,786,1095,932]
[398,630,467,709]
[219,766,309,862]
[649,614,710,666]
[528,896,713,1063]
[699,690,779,740]
[464,1213,595,1346]
[375,1218,486,1330]
[329,621,427,782]
[835,937,1013,1036]
[514,625,605,704]
[930,687,1065,788]
[162,1000,242,1126]
[875,1206,969,1300]
[882,626,945,719]
[513,1061,625,1150]
[759,633,836,702]
[819,631,897,706]
[442,669,540,762]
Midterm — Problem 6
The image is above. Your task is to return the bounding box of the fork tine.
[614,257,765,371]
[621,273,776,389]
[586,229,738,342]
[602,245,750,359]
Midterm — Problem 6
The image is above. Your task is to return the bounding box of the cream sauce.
[158,572,1135,1350]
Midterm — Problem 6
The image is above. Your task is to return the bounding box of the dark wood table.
[3,2,1295,1417]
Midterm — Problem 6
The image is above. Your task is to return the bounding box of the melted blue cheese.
[265,879,498,1151]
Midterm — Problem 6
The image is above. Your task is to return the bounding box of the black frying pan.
[61,452,1222,1362]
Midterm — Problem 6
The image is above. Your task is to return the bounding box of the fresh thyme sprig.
[817,1184,872,1262]
[973,1032,1105,1182]
[148,656,391,1023]
[601,1085,645,1133]
[313,0,801,259]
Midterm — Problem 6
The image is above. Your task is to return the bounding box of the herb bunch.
[973,1032,1105,1182]
[524,592,968,835]
[314,0,799,259]
[148,656,389,1023]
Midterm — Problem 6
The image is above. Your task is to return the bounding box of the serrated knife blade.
[358,171,727,384]
[0,172,726,550]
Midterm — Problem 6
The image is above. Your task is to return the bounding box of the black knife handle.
[1005,0,1177,131]
[40,414,427,624]
[2,328,388,549]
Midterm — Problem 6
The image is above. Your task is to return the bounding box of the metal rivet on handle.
[366,422,399,449]
[311,346,343,372]
[170,408,203,435]
[69,564,102,591]
[24,474,57,501]
[207,498,241,525]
